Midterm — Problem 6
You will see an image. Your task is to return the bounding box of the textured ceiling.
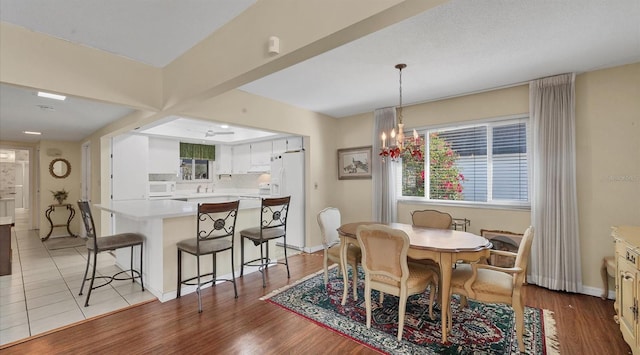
[1,0,639,143]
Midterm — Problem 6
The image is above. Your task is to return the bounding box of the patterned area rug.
[262,266,559,355]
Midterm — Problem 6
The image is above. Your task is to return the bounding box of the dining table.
[338,221,492,344]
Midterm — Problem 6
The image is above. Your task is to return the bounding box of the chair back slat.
[260,196,290,230]
[514,226,534,283]
[77,200,98,249]
[197,201,239,241]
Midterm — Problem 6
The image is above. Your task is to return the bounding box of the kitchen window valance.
[180,142,215,160]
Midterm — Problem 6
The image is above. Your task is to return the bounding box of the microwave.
[149,181,176,197]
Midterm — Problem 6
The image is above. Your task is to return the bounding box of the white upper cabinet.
[249,141,272,171]
[232,144,251,174]
[272,139,287,156]
[216,145,233,175]
[286,136,303,151]
[148,137,179,174]
[112,134,148,200]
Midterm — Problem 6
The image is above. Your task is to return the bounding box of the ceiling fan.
[205,129,235,137]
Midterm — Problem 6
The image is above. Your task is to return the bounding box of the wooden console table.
[43,203,78,240]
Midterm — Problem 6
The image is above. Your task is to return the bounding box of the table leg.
[43,205,55,241]
[439,253,453,344]
[340,235,349,306]
[66,205,78,238]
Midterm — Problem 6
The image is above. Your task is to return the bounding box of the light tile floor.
[0,209,156,346]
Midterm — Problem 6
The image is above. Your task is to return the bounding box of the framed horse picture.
[337,146,372,180]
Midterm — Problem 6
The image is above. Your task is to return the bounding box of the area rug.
[262,266,559,355]
[43,236,86,250]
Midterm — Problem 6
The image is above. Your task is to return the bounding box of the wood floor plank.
[0,251,629,354]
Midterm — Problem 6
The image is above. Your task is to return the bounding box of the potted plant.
[51,188,69,205]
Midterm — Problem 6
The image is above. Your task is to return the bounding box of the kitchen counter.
[98,197,263,221]
[94,197,269,302]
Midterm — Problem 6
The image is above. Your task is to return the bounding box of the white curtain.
[529,73,582,292]
[372,107,397,223]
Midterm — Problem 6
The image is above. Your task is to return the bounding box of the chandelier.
[379,64,423,162]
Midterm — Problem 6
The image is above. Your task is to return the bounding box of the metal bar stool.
[77,200,145,307]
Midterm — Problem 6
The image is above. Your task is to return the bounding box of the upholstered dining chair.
[317,207,361,299]
[448,226,534,353]
[240,196,291,288]
[411,209,453,229]
[77,200,145,307]
[357,224,438,340]
[176,200,240,312]
[410,209,452,299]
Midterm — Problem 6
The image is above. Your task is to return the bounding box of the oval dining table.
[337,221,492,344]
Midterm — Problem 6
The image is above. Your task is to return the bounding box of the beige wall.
[575,63,640,291]
[334,63,640,294]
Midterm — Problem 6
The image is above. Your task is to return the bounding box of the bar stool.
[77,200,145,307]
[239,196,291,288]
[176,201,240,312]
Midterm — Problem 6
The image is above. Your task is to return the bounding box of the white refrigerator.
[270,151,305,250]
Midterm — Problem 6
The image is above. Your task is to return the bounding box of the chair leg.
[139,243,144,291]
[428,282,436,320]
[79,249,91,296]
[283,235,290,279]
[176,249,182,298]
[212,253,217,288]
[196,253,202,313]
[240,236,245,277]
[601,257,609,300]
[397,291,408,341]
[323,252,329,286]
[130,245,134,283]
[230,247,238,298]
[260,241,267,288]
[84,250,99,307]
[513,298,525,352]
[364,282,372,329]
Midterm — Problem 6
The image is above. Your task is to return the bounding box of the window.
[180,159,211,181]
[399,117,529,206]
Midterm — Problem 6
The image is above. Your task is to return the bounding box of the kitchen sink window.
[179,142,215,181]
[180,159,211,180]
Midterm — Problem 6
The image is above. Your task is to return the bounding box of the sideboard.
[613,225,640,354]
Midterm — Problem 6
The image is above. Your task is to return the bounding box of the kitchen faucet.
[196,185,202,193]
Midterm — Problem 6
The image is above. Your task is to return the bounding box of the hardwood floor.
[0,251,629,354]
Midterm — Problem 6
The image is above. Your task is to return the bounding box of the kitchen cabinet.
[0,199,15,219]
[614,226,640,355]
[148,137,179,174]
[232,144,251,174]
[112,134,148,200]
[286,136,303,151]
[249,141,272,172]
[273,136,303,155]
[216,145,233,175]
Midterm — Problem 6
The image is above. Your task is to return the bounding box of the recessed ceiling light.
[220,124,229,129]
[23,131,42,135]
[37,91,66,101]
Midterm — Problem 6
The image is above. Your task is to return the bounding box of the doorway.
[0,147,31,228]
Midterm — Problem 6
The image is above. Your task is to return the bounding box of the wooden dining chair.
[239,196,291,288]
[317,207,361,299]
[357,224,438,340]
[410,209,451,299]
[176,200,240,312]
[411,209,453,229]
[448,226,534,353]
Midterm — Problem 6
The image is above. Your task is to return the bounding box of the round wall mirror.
[49,158,71,179]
